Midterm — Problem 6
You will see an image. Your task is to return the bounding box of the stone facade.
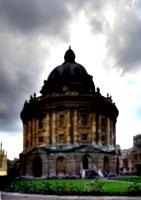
[20,147,116,178]
[133,134,141,175]
[119,134,141,176]
[119,148,134,175]
[19,48,119,178]
[0,142,7,176]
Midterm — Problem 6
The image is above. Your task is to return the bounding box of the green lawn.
[5,178,137,195]
[113,176,141,183]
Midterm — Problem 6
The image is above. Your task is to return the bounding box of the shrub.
[128,182,141,195]
[83,180,103,194]
[56,183,79,195]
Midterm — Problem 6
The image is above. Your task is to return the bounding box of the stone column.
[32,118,35,147]
[74,109,78,144]
[107,117,111,146]
[98,115,102,145]
[29,121,32,148]
[26,121,30,149]
[52,111,56,144]
[23,124,26,150]
[46,113,50,144]
[30,119,33,148]
[113,121,116,147]
[67,109,71,144]
[92,112,96,144]
[35,118,38,146]
[70,109,74,144]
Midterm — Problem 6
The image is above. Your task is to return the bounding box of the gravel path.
[1,193,141,200]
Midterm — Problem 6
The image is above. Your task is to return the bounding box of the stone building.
[119,148,133,175]
[19,47,119,178]
[0,142,7,176]
[119,134,141,176]
[132,134,141,175]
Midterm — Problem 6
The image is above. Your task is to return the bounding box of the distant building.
[119,148,133,175]
[19,48,119,178]
[133,134,141,175]
[0,142,7,176]
[119,134,141,176]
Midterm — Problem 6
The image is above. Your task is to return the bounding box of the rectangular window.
[39,136,44,143]
[39,117,45,129]
[81,133,88,141]
[101,136,106,145]
[123,159,128,168]
[58,114,64,127]
[120,168,123,172]
[80,113,89,127]
[58,134,65,143]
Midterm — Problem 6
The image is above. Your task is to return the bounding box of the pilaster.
[32,118,35,147]
[74,109,78,143]
[107,117,111,146]
[67,109,71,144]
[52,111,56,144]
[46,113,50,144]
[23,124,26,150]
[98,115,102,145]
[35,118,38,146]
[92,112,96,144]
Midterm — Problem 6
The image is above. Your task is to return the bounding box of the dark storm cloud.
[0,33,46,132]
[107,7,141,72]
[82,0,141,73]
[0,0,77,133]
[0,0,71,39]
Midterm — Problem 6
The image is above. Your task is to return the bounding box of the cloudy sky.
[0,0,141,159]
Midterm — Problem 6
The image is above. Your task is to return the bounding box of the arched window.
[101,117,107,133]
[58,113,64,127]
[33,156,42,177]
[101,117,107,145]
[80,113,89,127]
[38,116,45,129]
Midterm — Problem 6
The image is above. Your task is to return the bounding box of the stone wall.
[20,148,116,178]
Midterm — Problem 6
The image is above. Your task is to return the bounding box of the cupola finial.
[64,46,75,63]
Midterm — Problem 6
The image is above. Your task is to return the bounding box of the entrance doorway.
[103,156,110,173]
[33,156,42,177]
[82,155,89,169]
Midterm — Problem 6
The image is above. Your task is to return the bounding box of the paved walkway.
[1,193,141,200]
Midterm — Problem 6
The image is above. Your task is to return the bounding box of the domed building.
[20,47,119,178]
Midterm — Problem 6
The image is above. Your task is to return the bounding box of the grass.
[4,178,136,195]
[101,179,131,194]
[113,176,141,183]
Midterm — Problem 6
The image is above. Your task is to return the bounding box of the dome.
[40,47,95,95]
